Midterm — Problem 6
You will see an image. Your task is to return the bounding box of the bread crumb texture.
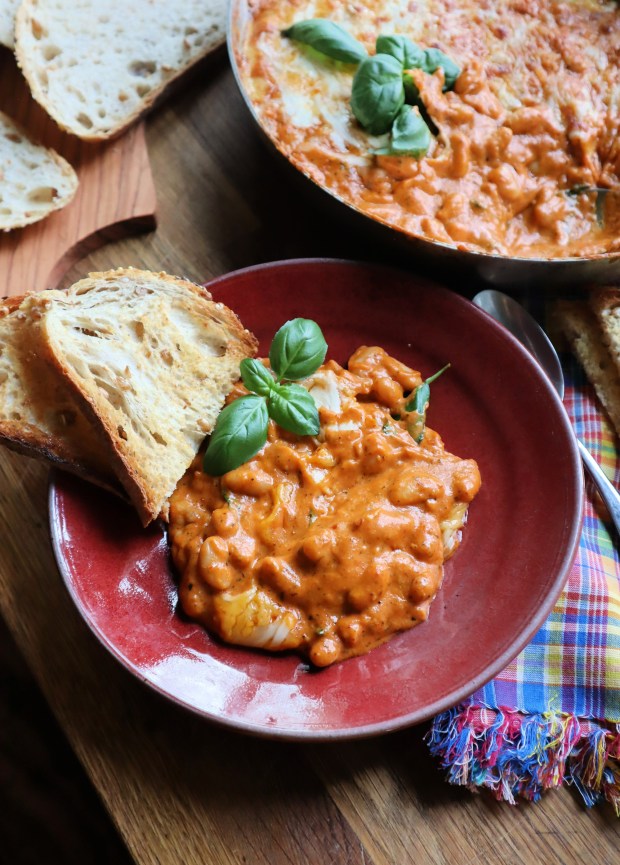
[40,268,257,524]
[0,110,77,229]
[0,0,19,47]
[15,0,227,139]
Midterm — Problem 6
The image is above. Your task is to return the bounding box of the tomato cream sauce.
[168,347,480,667]
[239,0,620,259]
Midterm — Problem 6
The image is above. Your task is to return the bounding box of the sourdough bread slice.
[0,0,18,47]
[0,293,117,489]
[37,268,258,525]
[553,299,620,439]
[590,287,620,375]
[15,0,226,140]
[0,110,77,229]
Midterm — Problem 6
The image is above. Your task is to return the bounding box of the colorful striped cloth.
[427,349,620,812]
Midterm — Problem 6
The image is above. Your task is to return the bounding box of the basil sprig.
[375,35,425,69]
[404,363,450,443]
[283,20,461,159]
[282,18,367,64]
[351,54,406,135]
[374,105,432,157]
[203,319,327,476]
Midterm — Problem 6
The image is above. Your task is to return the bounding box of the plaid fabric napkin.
[427,349,620,813]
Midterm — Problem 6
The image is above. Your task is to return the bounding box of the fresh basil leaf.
[422,48,460,91]
[375,35,425,69]
[240,358,276,397]
[269,318,327,381]
[268,383,320,436]
[404,363,450,443]
[203,395,268,476]
[405,381,430,415]
[351,54,405,135]
[282,18,367,64]
[374,105,431,157]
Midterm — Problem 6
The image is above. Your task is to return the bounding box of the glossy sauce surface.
[240,0,620,259]
[169,347,480,666]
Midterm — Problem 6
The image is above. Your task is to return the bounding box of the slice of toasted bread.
[15,0,226,141]
[0,0,18,47]
[553,298,620,439]
[590,286,620,374]
[0,293,118,490]
[0,110,78,229]
[37,268,258,525]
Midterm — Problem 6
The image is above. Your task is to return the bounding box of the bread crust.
[14,1,226,141]
[38,267,258,525]
[0,293,119,492]
[0,109,78,230]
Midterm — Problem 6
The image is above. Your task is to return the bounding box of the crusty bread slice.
[37,268,258,525]
[590,287,620,375]
[0,110,77,229]
[0,293,118,490]
[15,0,226,140]
[553,299,620,439]
[0,0,18,47]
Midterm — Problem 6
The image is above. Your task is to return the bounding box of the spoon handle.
[577,438,620,535]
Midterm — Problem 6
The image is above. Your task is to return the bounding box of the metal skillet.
[227,0,620,290]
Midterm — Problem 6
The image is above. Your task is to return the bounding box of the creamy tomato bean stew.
[169,347,480,667]
[239,0,620,259]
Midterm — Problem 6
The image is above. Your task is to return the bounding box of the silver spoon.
[473,288,620,537]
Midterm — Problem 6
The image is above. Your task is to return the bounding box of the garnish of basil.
[270,318,327,381]
[375,35,425,69]
[404,363,450,443]
[421,47,461,91]
[374,105,431,157]
[240,357,276,396]
[203,319,327,476]
[282,18,367,64]
[351,53,405,135]
[269,383,320,436]
[203,395,269,476]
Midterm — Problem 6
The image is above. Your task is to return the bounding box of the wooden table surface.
[1,47,620,865]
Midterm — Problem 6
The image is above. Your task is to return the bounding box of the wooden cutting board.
[0,48,157,296]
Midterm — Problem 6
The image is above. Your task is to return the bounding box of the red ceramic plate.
[49,259,583,740]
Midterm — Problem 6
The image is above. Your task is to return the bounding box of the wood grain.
[0,47,619,865]
[0,48,156,296]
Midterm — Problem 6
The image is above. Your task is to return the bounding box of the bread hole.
[28,187,57,204]
[67,58,77,67]
[160,349,174,365]
[151,431,167,446]
[0,207,12,215]
[117,425,128,441]
[99,14,110,23]
[43,44,61,61]
[133,321,145,340]
[76,112,93,129]
[118,91,128,102]
[37,70,48,88]
[5,132,21,144]
[98,107,106,118]
[184,26,198,36]
[31,18,46,40]
[78,327,100,337]
[129,60,156,78]
[10,411,21,420]
[135,83,151,98]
